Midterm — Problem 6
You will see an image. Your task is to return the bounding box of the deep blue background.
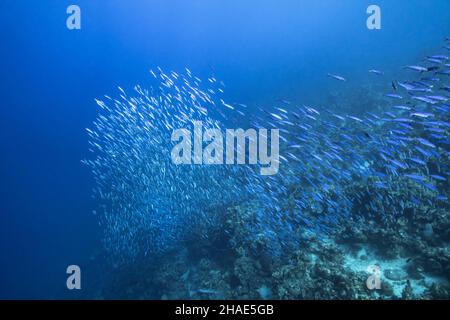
[0,0,449,299]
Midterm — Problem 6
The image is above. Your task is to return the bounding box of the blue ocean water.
[0,0,449,299]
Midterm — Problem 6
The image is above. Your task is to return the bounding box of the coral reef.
[97,187,449,300]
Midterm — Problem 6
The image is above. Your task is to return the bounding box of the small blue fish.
[430,174,446,181]
[327,73,346,82]
[385,93,403,99]
[369,69,384,75]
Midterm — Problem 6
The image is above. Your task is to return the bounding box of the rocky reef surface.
[95,195,449,300]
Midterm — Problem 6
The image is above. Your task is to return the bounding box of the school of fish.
[84,40,450,263]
